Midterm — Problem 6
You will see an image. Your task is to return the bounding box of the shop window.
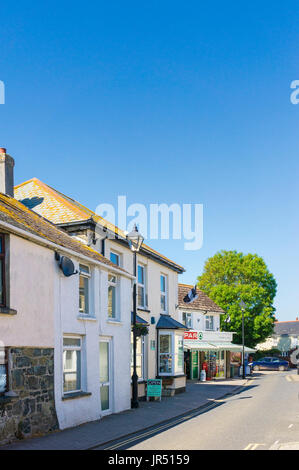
[159,334,172,374]
[158,331,184,376]
[130,332,145,380]
[79,265,90,314]
[63,337,82,394]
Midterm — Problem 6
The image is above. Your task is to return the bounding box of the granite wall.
[0,347,58,445]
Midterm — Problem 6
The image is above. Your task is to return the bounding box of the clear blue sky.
[1,1,299,321]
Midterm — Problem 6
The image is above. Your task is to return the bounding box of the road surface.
[99,370,299,450]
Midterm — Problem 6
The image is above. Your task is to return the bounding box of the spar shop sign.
[184,331,203,340]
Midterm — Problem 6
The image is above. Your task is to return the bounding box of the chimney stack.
[0,148,15,197]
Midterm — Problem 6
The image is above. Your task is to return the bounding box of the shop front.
[156,315,187,395]
[184,330,252,380]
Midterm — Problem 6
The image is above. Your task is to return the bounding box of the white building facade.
[15,177,187,398]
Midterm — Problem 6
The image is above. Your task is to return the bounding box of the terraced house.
[15,175,187,398]
[0,148,132,444]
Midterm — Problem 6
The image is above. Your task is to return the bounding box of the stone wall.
[0,347,58,445]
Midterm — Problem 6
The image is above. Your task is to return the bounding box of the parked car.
[249,357,289,371]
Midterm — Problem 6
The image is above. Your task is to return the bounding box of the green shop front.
[184,330,254,380]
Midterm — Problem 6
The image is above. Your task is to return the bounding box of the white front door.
[99,338,112,414]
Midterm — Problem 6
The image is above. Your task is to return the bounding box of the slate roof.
[0,192,127,272]
[15,178,184,273]
[131,313,149,325]
[156,315,187,330]
[178,284,225,314]
[274,321,299,336]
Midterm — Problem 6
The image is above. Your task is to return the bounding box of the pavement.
[2,376,248,450]
[127,370,299,450]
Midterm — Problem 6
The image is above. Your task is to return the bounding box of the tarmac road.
[107,370,299,450]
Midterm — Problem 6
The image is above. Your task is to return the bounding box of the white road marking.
[288,424,294,429]
[244,443,264,450]
[269,440,280,450]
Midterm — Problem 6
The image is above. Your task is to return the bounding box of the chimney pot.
[0,148,6,154]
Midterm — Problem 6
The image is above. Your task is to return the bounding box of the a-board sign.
[147,379,162,399]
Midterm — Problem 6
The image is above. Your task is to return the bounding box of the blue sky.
[1,1,299,320]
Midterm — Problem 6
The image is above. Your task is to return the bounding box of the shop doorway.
[191,350,199,379]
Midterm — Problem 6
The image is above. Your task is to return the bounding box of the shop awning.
[184,342,220,351]
[184,341,256,353]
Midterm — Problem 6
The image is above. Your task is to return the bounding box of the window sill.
[0,306,17,316]
[107,319,122,325]
[77,314,97,322]
[137,307,150,313]
[62,391,92,401]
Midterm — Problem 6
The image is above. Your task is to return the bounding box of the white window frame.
[63,336,82,395]
[137,264,147,309]
[205,315,214,331]
[79,264,91,315]
[110,251,121,267]
[183,312,193,329]
[160,274,168,313]
[108,273,119,320]
[158,330,184,376]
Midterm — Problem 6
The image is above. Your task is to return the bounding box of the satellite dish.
[55,253,78,277]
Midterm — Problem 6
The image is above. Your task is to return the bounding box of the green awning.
[212,342,256,353]
[184,341,256,353]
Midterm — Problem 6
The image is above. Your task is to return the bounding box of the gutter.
[0,220,135,280]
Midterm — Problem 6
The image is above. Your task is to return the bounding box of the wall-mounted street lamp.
[127,224,144,408]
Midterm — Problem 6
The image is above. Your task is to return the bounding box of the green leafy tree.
[197,251,277,347]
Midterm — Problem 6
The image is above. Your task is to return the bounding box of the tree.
[197,250,277,348]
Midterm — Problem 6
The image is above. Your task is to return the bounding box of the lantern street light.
[127,224,144,408]
[239,300,246,379]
